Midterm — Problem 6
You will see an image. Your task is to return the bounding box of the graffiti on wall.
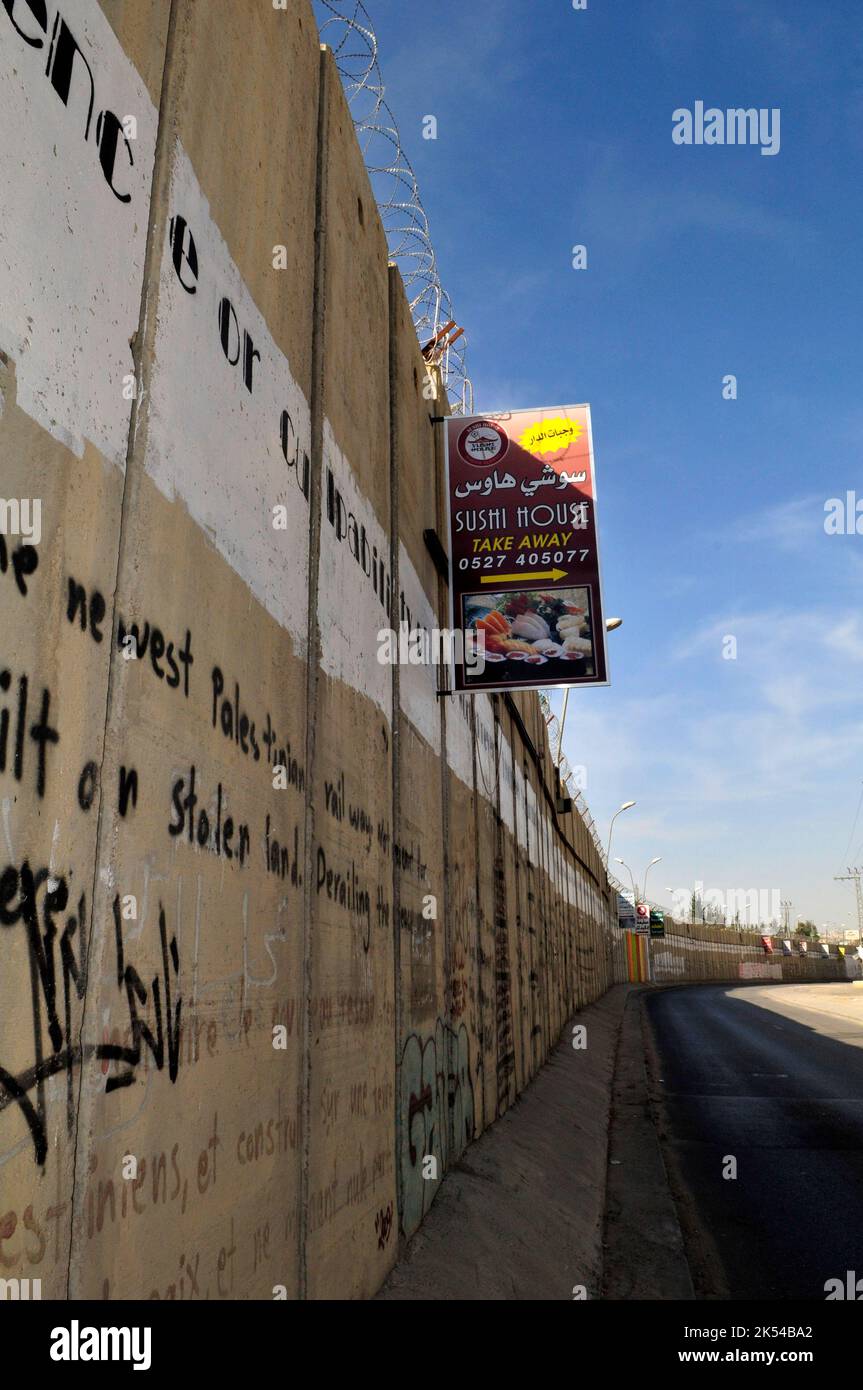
[492,851,516,1116]
[398,1020,475,1238]
[0,877,181,1168]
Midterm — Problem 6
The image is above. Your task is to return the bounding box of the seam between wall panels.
[64,0,183,1301]
[432,399,454,1154]
[299,42,331,1303]
[469,697,484,1132]
[386,267,403,1236]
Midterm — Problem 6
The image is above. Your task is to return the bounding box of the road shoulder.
[601,988,695,1299]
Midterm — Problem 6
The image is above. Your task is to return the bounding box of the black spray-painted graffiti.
[374,1202,393,1250]
[3,0,138,203]
[167,212,310,500]
[0,535,38,596]
[0,865,181,1166]
[493,848,516,1116]
[0,670,59,798]
[398,1021,475,1239]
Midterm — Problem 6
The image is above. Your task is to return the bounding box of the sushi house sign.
[443,405,610,694]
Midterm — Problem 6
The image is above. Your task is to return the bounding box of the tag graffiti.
[0,865,181,1166]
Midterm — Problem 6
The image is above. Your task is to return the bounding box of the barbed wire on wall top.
[312,0,473,416]
[537,691,618,889]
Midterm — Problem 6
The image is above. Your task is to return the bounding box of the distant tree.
[794,919,819,940]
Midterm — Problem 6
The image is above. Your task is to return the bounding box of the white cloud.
[731,496,823,550]
[558,601,863,921]
[825,616,863,663]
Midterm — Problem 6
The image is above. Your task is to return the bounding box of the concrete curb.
[601,988,695,1299]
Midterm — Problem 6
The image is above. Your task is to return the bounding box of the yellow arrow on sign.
[482,568,567,584]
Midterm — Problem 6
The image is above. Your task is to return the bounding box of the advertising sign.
[444,405,609,694]
[635,902,650,936]
[617,892,635,930]
[649,908,665,939]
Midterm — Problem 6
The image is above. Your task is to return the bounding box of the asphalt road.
[645,982,863,1300]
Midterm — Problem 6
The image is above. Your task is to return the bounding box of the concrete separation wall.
[0,0,621,1299]
[648,924,859,984]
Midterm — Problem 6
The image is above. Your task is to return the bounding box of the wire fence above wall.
[538,690,621,892]
[312,0,473,416]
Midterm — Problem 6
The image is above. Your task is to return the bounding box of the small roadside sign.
[617,892,635,930]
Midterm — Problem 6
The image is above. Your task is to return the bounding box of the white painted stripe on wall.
[397,542,440,754]
[474,693,496,806]
[318,418,392,721]
[514,762,527,851]
[526,782,539,867]
[497,726,514,834]
[0,0,157,465]
[145,142,312,655]
[446,691,474,790]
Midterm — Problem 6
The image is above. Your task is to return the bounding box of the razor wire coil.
[313,0,473,415]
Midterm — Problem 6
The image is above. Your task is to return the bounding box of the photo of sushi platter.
[463,586,597,681]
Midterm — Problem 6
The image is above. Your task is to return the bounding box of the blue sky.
[321,0,863,929]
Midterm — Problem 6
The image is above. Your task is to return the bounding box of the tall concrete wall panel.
[388,270,449,1240]
[0,0,171,1299]
[304,50,396,1299]
[73,0,317,1300]
[444,694,483,1151]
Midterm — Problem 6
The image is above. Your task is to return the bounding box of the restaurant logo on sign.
[457,420,509,466]
[443,404,610,695]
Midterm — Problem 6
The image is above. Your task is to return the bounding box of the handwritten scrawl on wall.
[0,530,311,1163]
[0,870,180,1167]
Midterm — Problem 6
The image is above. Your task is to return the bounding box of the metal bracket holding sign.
[442,405,610,695]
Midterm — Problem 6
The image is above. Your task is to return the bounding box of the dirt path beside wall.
[376,986,630,1300]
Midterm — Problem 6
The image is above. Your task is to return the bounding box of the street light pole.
[643,856,662,904]
[606,800,636,867]
[554,617,624,765]
[616,858,639,902]
[556,687,570,765]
